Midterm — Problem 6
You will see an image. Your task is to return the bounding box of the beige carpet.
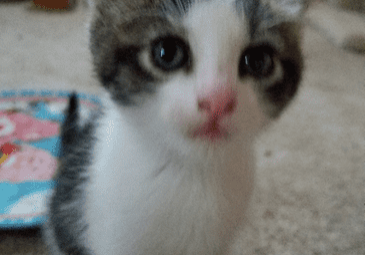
[0,1,364,254]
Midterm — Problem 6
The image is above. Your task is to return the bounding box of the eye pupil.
[160,43,177,63]
[246,53,269,72]
[240,46,274,78]
[152,37,188,71]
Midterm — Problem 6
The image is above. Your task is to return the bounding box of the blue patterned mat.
[0,90,99,229]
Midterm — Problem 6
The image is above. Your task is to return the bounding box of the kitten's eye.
[151,37,189,71]
[239,46,275,78]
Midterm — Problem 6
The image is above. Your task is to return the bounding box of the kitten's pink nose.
[197,88,237,120]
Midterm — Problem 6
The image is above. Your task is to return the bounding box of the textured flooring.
[0,1,364,254]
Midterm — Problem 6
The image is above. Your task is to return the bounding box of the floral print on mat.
[0,111,59,145]
[0,90,100,228]
[0,144,57,182]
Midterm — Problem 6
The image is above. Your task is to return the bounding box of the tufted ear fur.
[270,0,305,17]
[256,0,305,30]
[89,0,163,20]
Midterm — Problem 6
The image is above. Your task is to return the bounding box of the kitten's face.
[89,0,303,149]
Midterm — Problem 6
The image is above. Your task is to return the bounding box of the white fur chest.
[83,98,254,255]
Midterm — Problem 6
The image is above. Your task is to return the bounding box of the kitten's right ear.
[88,0,164,25]
[89,0,164,11]
[86,0,95,9]
[269,0,306,18]
[257,0,307,31]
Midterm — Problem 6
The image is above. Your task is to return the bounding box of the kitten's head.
[89,0,304,150]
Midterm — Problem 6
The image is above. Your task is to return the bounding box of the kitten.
[44,0,304,254]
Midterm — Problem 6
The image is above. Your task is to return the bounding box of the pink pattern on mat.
[0,145,57,182]
[0,112,59,144]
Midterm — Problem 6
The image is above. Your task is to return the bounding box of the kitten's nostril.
[198,100,211,112]
[198,97,236,117]
[224,99,237,114]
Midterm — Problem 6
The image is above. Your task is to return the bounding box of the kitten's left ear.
[269,0,307,19]
[258,0,307,30]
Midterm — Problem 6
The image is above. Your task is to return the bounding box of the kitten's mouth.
[191,120,229,141]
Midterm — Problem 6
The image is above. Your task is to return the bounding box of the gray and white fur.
[44,0,305,254]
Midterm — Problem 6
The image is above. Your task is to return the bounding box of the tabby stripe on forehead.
[165,0,274,37]
[236,0,259,37]
[235,0,274,37]
[162,0,195,15]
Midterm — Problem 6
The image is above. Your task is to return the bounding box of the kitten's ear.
[89,0,163,10]
[258,0,306,30]
[269,0,306,18]
[86,0,95,8]
[88,0,164,23]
